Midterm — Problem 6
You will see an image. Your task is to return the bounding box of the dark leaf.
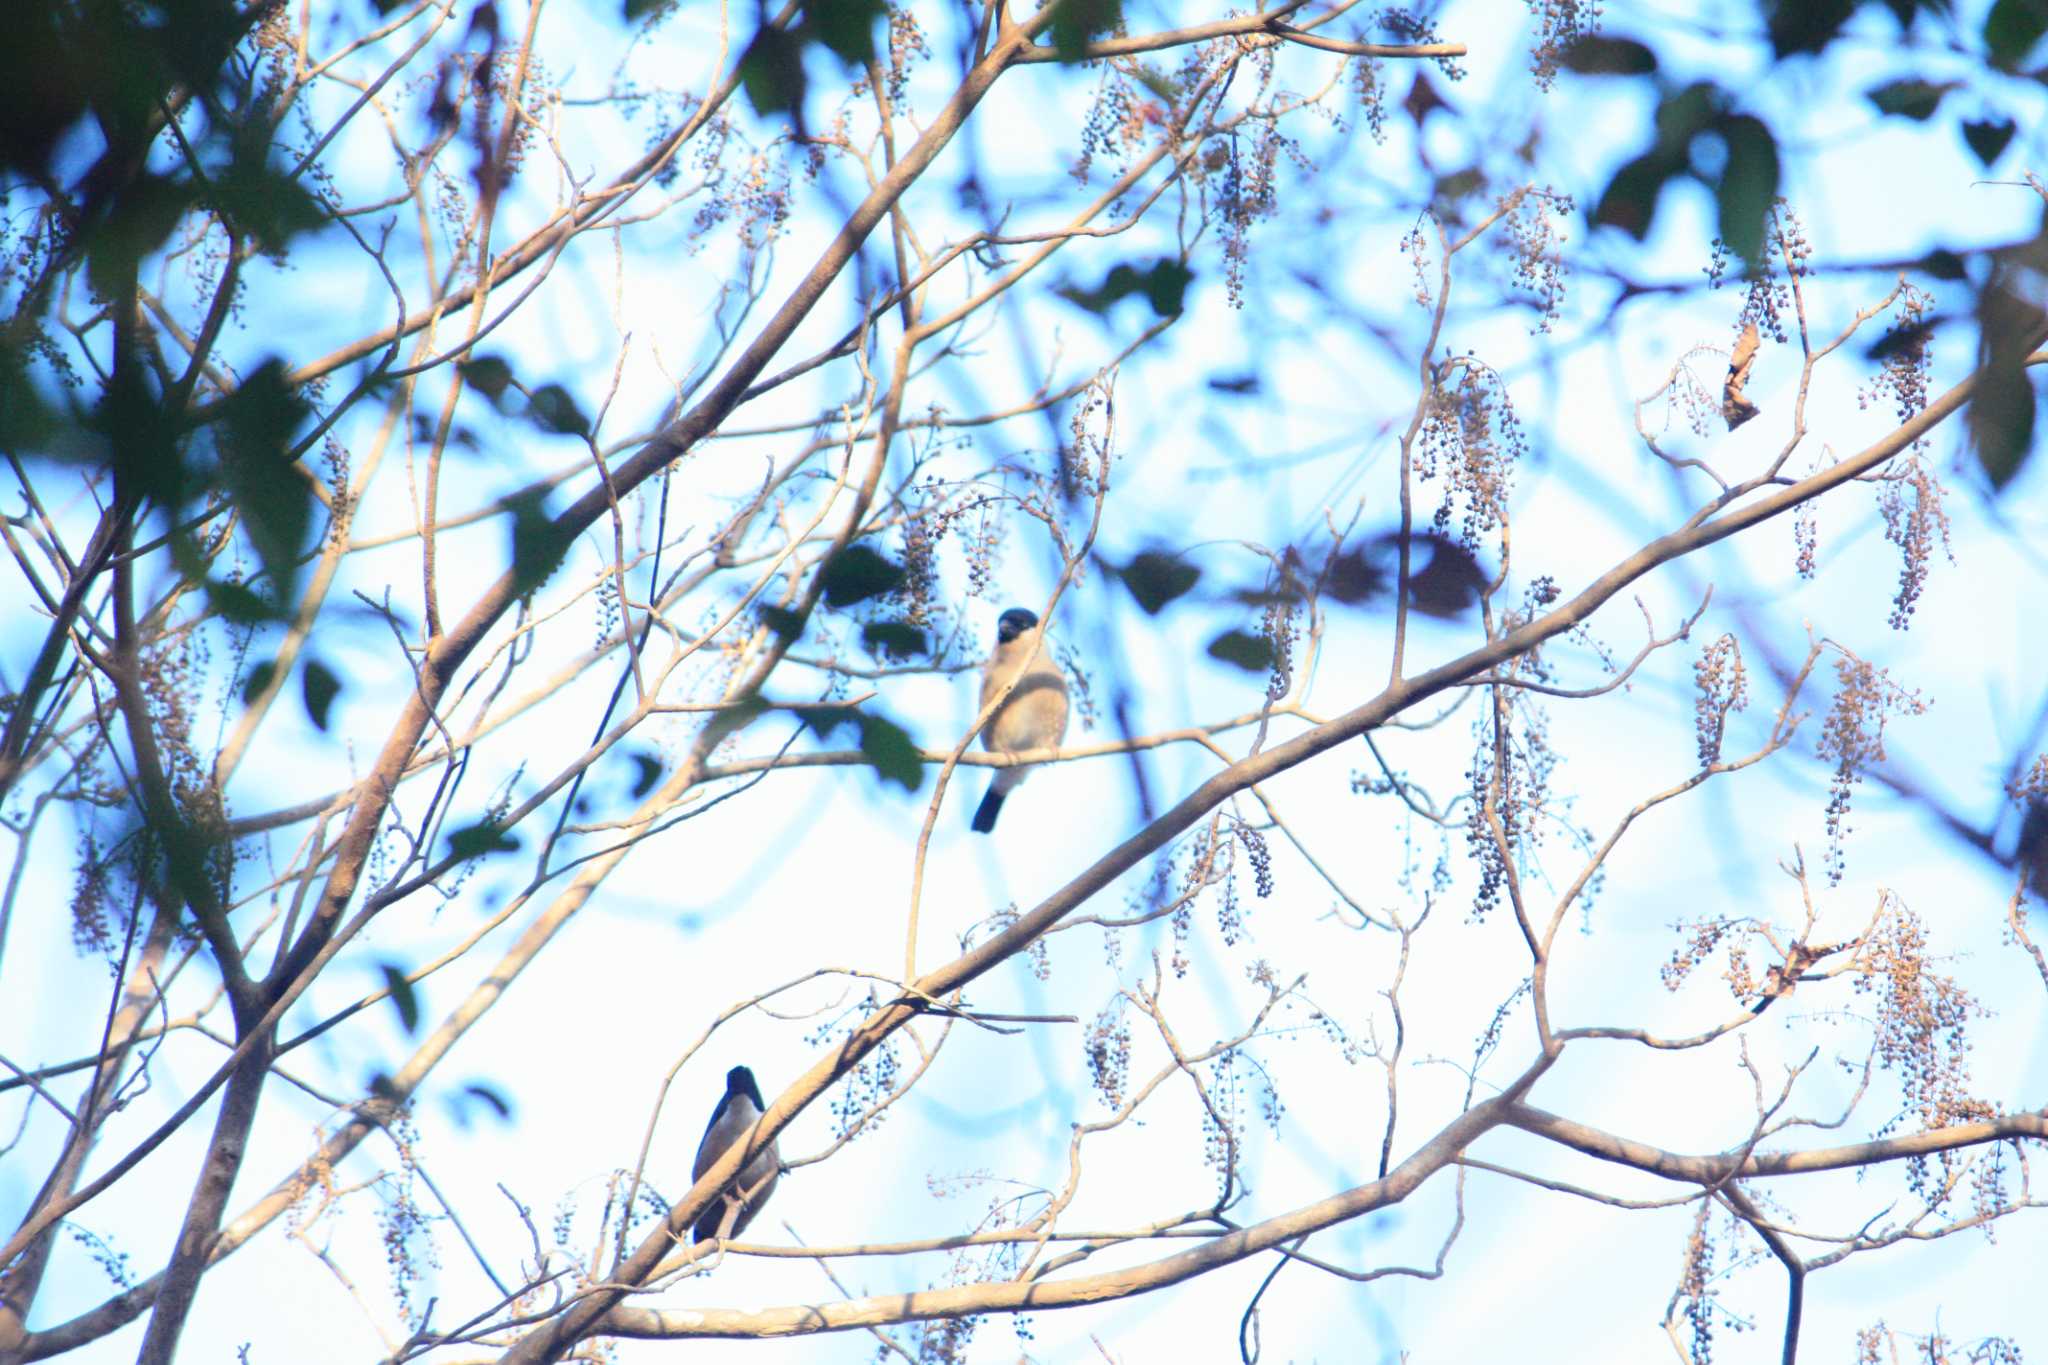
[1561,35,1658,75]
[792,703,858,739]
[507,489,573,596]
[462,1082,514,1120]
[1767,0,1857,56]
[820,544,905,606]
[1962,117,2018,166]
[1917,248,1969,281]
[459,354,516,405]
[1207,630,1275,672]
[1119,550,1202,614]
[525,383,590,437]
[0,5,89,179]
[1714,115,1781,265]
[1051,0,1122,62]
[1592,151,1679,240]
[759,603,807,638]
[861,620,930,659]
[1322,546,1390,606]
[380,963,421,1034]
[1865,78,1956,120]
[301,658,342,730]
[1058,263,1141,315]
[1403,72,1449,124]
[206,577,283,626]
[807,0,886,65]
[2019,798,2048,898]
[209,162,326,253]
[1868,315,1942,360]
[446,818,521,861]
[241,658,278,706]
[1208,373,1260,395]
[1880,0,1948,26]
[1654,82,1724,145]
[857,712,925,791]
[1967,368,2037,489]
[1986,0,2048,68]
[1971,276,2043,490]
[623,0,666,16]
[739,22,807,117]
[626,750,663,799]
[216,360,314,600]
[1432,165,1488,206]
[86,175,194,300]
[1404,537,1488,618]
[1057,258,1190,318]
[1140,259,1193,316]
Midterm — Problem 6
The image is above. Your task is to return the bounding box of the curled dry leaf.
[1722,319,1761,430]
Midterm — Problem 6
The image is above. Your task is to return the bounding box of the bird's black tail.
[971,785,1005,833]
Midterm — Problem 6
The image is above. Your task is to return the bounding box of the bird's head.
[995,607,1039,644]
[726,1065,766,1111]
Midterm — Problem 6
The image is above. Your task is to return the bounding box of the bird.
[690,1064,779,1245]
[971,606,1069,834]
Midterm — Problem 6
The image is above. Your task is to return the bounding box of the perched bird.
[972,606,1070,834]
[690,1065,779,1244]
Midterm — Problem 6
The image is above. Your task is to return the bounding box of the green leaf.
[525,383,590,437]
[1986,0,2048,68]
[1140,259,1193,316]
[1971,278,2046,491]
[1207,630,1274,672]
[207,577,281,625]
[1714,115,1780,266]
[85,174,193,299]
[1962,118,2018,166]
[215,360,313,600]
[0,5,90,180]
[209,161,326,253]
[241,658,278,706]
[857,713,925,791]
[459,355,515,406]
[380,963,421,1034]
[507,489,573,597]
[1865,78,1955,120]
[1560,35,1658,75]
[820,544,905,606]
[861,620,930,659]
[446,818,521,861]
[1056,258,1193,318]
[739,22,807,117]
[626,750,663,799]
[1653,82,1723,146]
[1969,369,2036,489]
[1119,550,1201,613]
[806,0,885,65]
[1051,0,1122,61]
[301,658,342,730]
